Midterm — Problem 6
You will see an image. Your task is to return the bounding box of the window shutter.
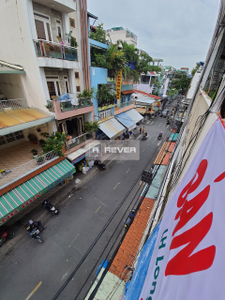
[35,19,46,40]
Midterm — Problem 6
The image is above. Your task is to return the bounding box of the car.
[161,109,169,117]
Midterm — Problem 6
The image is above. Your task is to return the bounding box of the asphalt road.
[0,113,174,300]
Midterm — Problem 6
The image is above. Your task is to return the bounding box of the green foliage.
[41,132,66,157]
[77,88,95,99]
[96,84,115,107]
[91,48,109,68]
[70,36,78,48]
[39,139,46,149]
[170,71,191,93]
[84,121,99,133]
[168,88,179,97]
[31,149,38,156]
[89,24,107,44]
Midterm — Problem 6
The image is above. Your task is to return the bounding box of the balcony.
[0,141,58,189]
[66,132,93,151]
[33,40,79,68]
[51,99,94,120]
[0,98,28,111]
[115,99,135,109]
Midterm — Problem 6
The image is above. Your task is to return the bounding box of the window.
[0,131,24,146]
[64,76,70,93]
[70,18,75,28]
[34,12,52,41]
[76,86,80,92]
[56,19,63,39]
[75,72,79,79]
[46,76,61,99]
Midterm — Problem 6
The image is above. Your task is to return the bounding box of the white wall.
[0,74,25,99]
[0,0,50,111]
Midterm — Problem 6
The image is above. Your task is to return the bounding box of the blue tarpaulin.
[115,112,136,131]
[122,222,161,300]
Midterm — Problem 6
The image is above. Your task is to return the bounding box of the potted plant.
[36,155,45,165]
[31,149,38,158]
[39,139,46,149]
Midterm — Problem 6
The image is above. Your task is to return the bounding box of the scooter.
[94,160,106,170]
[25,225,43,243]
[42,200,59,215]
[158,133,162,140]
[0,226,15,247]
[124,209,136,228]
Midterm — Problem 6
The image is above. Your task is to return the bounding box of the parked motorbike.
[124,209,136,228]
[94,160,106,170]
[0,226,15,247]
[42,200,59,215]
[25,225,43,243]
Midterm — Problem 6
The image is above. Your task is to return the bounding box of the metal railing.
[33,39,78,62]
[0,98,28,112]
[0,150,58,188]
[114,99,135,109]
[60,99,92,112]
[66,133,93,151]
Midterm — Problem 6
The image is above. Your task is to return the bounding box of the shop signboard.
[116,69,122,100]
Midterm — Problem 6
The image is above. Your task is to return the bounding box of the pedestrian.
[142,126,145,133]
[140,127,142,134]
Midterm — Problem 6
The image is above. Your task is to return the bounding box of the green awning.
[0,159,75,225]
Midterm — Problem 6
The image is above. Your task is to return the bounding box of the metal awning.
[121,90,134,95]
[0,108,55,135]
[135,107,146,115]
[99,118,126,139]
[0,60,25,74]
[169,133,179,141]
[67,140,100,162]
[0,160,75,225]
[125,109,143,123]
[115,112,136,131]
[136,99,155,105]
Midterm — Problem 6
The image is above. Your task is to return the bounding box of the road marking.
[137,134,142,140]
[147,136,152,143]
[95,206,101,213]
[68,233,80,248]
[113,182,120,190]
[25,281,42,300]
[126,168,130,174]
[146,121,150,124]
[157,141,162,146]
[167,125,169,128]
[143,149,145,152]
[94,197,107,207]
[151,121,154,125]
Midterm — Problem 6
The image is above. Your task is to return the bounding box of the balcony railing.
[66,133,93,151]
[60,99,92,112]
[33,39,78,62]
[0,98,28,112]
[115,99,135,109]
[0,150,58,188]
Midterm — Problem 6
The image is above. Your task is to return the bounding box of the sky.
[87,0,221,71]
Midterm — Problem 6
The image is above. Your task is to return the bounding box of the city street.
[0,113,174,300]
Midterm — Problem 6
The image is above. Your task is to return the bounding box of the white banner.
[139,118,225,300]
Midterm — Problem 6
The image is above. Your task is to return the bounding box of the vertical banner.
[116,69,122,100]
[138,118,225,300]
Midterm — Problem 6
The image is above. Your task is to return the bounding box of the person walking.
[142,126,145,133]
[140,127,142,134]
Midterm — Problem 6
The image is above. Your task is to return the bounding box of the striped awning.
[0,159,75,225]
[99,117,126,139]
[115,112,136,131]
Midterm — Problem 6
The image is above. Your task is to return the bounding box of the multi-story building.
[106,27,137,47]
[0,0,98,224]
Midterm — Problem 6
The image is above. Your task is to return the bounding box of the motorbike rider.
[28,220,45,232]
[158,132,162,139]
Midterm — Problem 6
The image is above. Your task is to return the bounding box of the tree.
[106,43,126,78]
[96,84,115,107]
[89,24,107,44]
[40,132,67,157]
[170,71,191,94]
[84,121,99,133]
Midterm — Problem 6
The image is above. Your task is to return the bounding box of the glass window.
[35,19,46,40]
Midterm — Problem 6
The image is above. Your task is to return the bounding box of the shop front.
[0,159,75,225]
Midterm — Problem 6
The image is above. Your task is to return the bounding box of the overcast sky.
[87,0,221,71]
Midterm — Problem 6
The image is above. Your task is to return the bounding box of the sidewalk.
[0,163,100,263]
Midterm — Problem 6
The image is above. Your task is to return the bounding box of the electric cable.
[50,130,165,300]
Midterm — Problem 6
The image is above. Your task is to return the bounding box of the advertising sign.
[139,118,225,300]
[116,69,122,100]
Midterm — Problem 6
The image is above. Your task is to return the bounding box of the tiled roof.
[133,90,161,100]
[121,90,135,94]
[109,198,155,280]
